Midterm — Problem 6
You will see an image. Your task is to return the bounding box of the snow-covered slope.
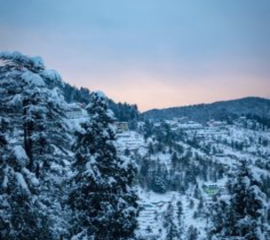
[116,117,270,239]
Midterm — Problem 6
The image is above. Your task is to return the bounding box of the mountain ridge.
[142,96,270,123]
[144,96,269,112]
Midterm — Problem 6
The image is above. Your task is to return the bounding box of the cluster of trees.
[0,52,138,240]
[208,160,270,240]
[239,114,270,130]
[69,91,138,240]
[61,82,140,130]
[136,122,227,194]
[108,100,139,127]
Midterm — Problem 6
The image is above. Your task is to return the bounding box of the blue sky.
[0,0,269,110]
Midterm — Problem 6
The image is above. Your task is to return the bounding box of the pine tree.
[176,200,185,236]
[69,91,139,240]
[163,202,180,240]
[151,175,167,194]
[0,51,72,239]
[0,132,52,240]
[171,152,178,169]
[0,51,71,174]
[209,160,269,240]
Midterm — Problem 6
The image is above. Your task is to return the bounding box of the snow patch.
[16,172,29,193]
[21,71,45,86]
[41,69,64,86]
[13,145,28,165]
[95,90,106,99]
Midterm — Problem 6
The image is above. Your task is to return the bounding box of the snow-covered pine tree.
[0,132,53,240]
[151,175,167,194]
[209,160,269,240]
[176,200,184,236]
[24,86,72,239]
[0,51,72,239]
[0,51,71,177]
[69,91,139,240]
[163,202,181,240]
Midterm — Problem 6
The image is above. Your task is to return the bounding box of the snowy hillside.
[116,117,270,239]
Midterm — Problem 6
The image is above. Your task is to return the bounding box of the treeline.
[61,81,140,127]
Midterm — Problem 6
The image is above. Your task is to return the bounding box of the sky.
[0,0,270,111]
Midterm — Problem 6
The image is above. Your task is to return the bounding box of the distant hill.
[143,97,270,123]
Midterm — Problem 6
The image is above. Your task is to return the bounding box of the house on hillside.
[114,122,129,133]
[207,119,226,127]
[202,184,226,196]
[179,121,203,130]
